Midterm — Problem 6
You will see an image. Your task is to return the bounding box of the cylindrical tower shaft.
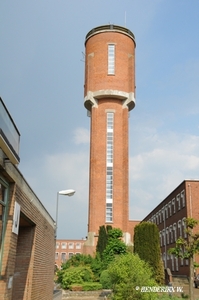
[83,25,136,253]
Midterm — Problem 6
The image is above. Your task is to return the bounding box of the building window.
[68,242,74,249]
[56,242,60,249]
[175,257,179,271]
[108,44,115,75]
[68,252,74,259]
[165,204,168,219]
[172,198,176,214]
[159,231,162,247]
[106,113,114,222]
[171,254,174,271]
[178,220,182,237]
[182,217,187,238]
[173,223,177,241]
[168,201,172,217]
[169,225,173,243]
[106,203,113,222]
[181,190,185,207]
[61,242,67,249]
[55,252,59,260]
[159,210,162,223]
[176,194,181,210]
[61,252,66,263]
[0,180,8,273]
[76,243,81,249]
[166,227,169,244]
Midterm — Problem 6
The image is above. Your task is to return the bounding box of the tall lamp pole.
[55,189,75,239]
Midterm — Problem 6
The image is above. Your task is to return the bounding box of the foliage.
[96,225,112,258]
[57,266,93,289]
[68,284,83,291]
[90,252,103,281]
[100,269,112,289]
[168,218,199,259]
[60,253,93,270]
[168,218,199,300]
[81,282,102,291]
[134,221,165,284]
[56,253,103,286]
[102,228,127,269]
[56,254,95,285]
[107,253,158,300]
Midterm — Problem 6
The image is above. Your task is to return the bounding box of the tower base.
[83,232,96,256]
[83,231,133,256]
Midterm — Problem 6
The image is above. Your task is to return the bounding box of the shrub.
[82,282,102,291]
[60,266,94,289]
[69,284,83,291]
[90,252,103,281]
[107,253,158,300]
[100,270,112,289]
[102,228,127,269]
[61,253,93,270]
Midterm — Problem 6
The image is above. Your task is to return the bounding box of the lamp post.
[55,189,75,239]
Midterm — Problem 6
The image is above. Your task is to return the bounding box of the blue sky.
[1,1,199,239]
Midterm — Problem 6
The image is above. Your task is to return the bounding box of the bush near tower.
[96,225,112,258]
[134,221,165,284]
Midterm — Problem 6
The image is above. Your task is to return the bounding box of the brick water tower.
[83,25,136,253]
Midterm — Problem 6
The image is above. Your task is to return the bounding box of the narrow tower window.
[106,112,114,222]
[108,44,115,75]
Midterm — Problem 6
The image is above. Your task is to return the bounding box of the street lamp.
[55,189,75,239]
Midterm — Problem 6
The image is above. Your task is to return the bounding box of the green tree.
[96,225,112,258]
[107,252,158,300]
[102,228,127,268]
[134,221,164,284]
[60,253,93,270]
[57,253,101,284]
[168,217,199,300]
[58,265,94,289]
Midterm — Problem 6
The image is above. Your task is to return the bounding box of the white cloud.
[129,130,199,221]
[73,127,90,144]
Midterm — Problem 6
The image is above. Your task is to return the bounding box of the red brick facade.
[83,25,136,253]
[55,239,86,269]
[143,180,199,278]
[0,150,55,300]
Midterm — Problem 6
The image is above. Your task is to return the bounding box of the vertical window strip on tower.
[108,44,115,75]
[106,113,114,222]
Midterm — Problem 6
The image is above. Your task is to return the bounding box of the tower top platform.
[85,24,136,45]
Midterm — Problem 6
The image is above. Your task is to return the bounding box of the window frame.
[108,44,115,75]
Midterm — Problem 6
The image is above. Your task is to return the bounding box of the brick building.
[55,239,86,269]
[143,179,199,278]
[83,25,136,254]
[0,98,55,300]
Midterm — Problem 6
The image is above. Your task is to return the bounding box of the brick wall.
[0,160,55,300]
[55,239,85,269]
[84,26,136,245]
[84,30,135,95]
[143,180,199,278]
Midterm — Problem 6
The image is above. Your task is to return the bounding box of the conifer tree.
[134,221,164,284]
[96,225,112,258]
